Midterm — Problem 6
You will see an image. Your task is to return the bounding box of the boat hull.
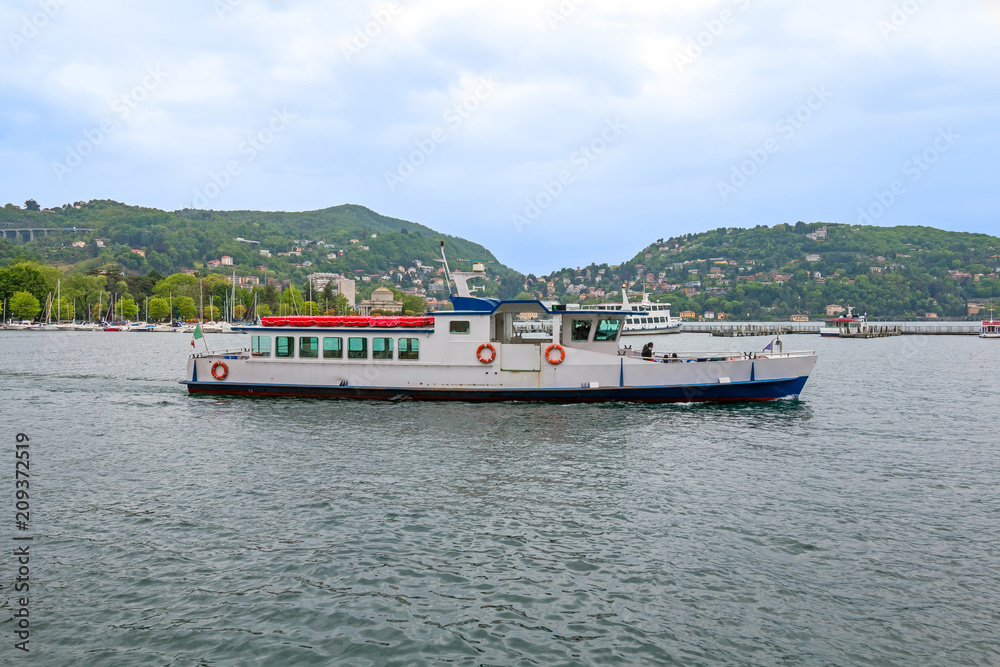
[620,325,682,336]
[183,376,809,403]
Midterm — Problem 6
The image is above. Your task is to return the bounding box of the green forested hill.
[536,222,1000,319]
[3,200,999,320]
[0,200,521,296]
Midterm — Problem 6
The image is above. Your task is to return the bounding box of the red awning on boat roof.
[259,316,435,328]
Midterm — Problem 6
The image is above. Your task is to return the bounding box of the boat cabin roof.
[442,297,629,319]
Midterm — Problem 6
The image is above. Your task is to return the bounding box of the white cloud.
[2,0,999,272]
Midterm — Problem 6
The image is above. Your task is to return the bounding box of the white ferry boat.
[182,249,816,403]
[982,304,1000,339]
[820,307,858,337]
[583,290,681,335]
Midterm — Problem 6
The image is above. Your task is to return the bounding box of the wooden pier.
[836,325,902,338]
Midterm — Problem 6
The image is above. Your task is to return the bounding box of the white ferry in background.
[821,307,860,337]
[982,304,1000,339]
[182,246,817,403]
[583,290,682,335]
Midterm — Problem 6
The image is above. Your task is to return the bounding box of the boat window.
[399,338,419,360]
[570,319,592,342]
[594,318,622,342]
[323,337,343,359]
[300,336,319,359]
[450,321,470,334]
[251,336,271,358]
[373,337,393,360]
[348,337,367,359]
[276,336,294,358]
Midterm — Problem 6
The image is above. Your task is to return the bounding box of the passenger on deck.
[641,342,653,358]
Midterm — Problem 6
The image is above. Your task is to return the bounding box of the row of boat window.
[627,316,672,325]
[251,335,420,360]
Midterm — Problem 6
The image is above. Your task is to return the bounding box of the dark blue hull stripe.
[182,376,809,403]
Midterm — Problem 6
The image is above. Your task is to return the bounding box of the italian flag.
[191,322,203,348]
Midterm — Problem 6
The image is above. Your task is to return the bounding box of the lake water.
[1,331,998,665]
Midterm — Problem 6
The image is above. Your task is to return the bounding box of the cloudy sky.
[2,0,999,274]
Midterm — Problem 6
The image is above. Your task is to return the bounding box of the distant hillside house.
[826,304,846,316]
[806,227,827,241]
[221,256,233,266]
[259,250,271,257]
[72,240,86,248]
[131,248,145,257]
[790,314,810,322]
[806,254,822,262]
[358,287,402,316]
[679,310,697,320]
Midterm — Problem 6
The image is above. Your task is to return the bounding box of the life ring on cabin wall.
[476,343,496,364]
[211,361,229,380]
[545,344,565,365]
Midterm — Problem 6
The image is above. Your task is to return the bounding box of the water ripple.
[2,332,999,665]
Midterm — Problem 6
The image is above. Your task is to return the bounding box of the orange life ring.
[545,344,565,365]
[211,361,229,380]
[476,342,496,364]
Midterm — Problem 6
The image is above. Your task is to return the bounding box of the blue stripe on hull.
[183,376,809,403]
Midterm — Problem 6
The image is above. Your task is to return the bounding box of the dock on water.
[709,324,790,337]
[685,322,980,336]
